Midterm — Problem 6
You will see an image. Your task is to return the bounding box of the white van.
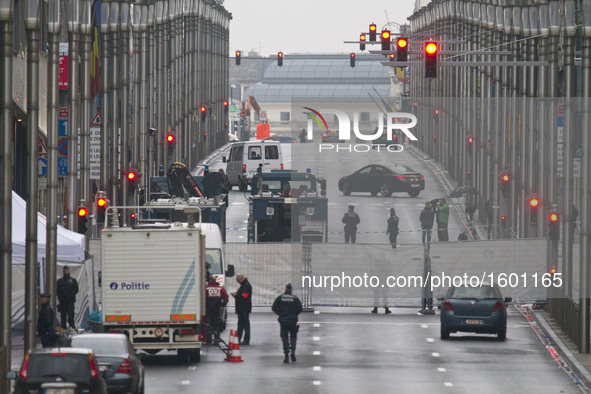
[224,141,284,191]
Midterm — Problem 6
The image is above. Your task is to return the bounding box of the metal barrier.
[547,298,580,347]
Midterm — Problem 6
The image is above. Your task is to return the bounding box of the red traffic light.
[201,106,206,113]
[350,53,355,58]
[467,136,474,144]
[529,197,539,208]
[127,171,137,181]
[369,24,376,32]
[97,198,107,208]
[166,134,175,143]
[397,38,408,48]
[223,100,229,107]
[425,42,437,54]
[360,34,366,42]
[78,207,89,217]
[501,173,510,182]
[550,267,557,275]
[381,30,390,40]
[434,109,439,115]
[548,212,559,222]
[278,52,283,59]
[389,53,395,60]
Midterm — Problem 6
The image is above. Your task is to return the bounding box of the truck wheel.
[177,349,190,364]
[189,348,201,363]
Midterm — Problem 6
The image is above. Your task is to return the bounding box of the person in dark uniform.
[342,205,361,243]
[231,274,252,345]
[272,283,302,363]
[386,208,400,249]
[299,129,307,143]
[37,293,56,348]
[205,275,228,343]
[57,265,79,329]
[419,202,435,245]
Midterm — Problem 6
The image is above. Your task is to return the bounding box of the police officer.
[342,205,361,243]
[386,207,399,249]
[57,265,79,329]
[37,293,56,348]
[205,275,229,343]
[272,283,302,363]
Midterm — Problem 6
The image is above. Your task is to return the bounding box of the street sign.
[58,157,67,176]
[90,111,101,126]
[58,138,68,156]
[38,157,47,177]
[38,138,47,156]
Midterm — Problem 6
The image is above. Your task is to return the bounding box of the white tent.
[11,190,85,265]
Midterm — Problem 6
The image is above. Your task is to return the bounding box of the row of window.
[254,112,371,122]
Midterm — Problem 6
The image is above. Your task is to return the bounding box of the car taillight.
[492,301,505,312]
[281,163,284,169]
[181,328,196,335]
[20,354,30,380]
[89,354,99,379]
[421,175,424,180]
[395,175,405,181]
[242,164,246,173]
[442,300,453,311]
[117,358,133,374]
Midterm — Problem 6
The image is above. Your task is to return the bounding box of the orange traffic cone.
[226,330,244,362]
[225,330,235,361]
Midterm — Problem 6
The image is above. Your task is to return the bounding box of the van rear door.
[262,144,283,171]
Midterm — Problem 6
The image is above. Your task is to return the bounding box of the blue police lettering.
[119,282,150,290]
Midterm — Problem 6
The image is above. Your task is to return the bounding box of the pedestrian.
[419,202,435,245]
[342,205,360,243]
[299,128,307,143]
[485,198,494,239]
[465,202,476,222]
[572,203,579,243]
[386,208,399,249]
[437,198,450,241]
[38,292,57,348]
[57,265,78,329]
[272,283,302,363]
[218,169,230,193]
[205,274,229,343]
[231,274,252,345]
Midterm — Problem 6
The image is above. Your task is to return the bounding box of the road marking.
[232,202,245,206]
[444,382,453,387]
[243,220,248,223]
[432,352,440,357]
[314,311,320,314]
[313,323,320,327]
[238,236,244,239]
[181,381,190,385]
[438,368,446,372]
[313,366,322,371]
[313,336,320,341]
[313,351,321,356]
[421,324,429,328]
[313,381,322,386]
[188,366,196,370]
[427,338,434,342]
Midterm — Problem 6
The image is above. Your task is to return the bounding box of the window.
[206,249,223,274]
[230,145,243,161]
[265,145,279,160]
[359,167,372,175]
[248,146,262,160]
[360,112,370,122]
[280,112,290,121]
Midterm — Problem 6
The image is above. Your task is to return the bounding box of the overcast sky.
[223,0,417,57]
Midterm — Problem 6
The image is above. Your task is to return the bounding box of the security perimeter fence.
[224,238,569,309]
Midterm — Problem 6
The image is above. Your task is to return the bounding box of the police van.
[223,141,284,191]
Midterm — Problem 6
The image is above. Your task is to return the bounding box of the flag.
[396,67,405,83]
[90,2,100,100]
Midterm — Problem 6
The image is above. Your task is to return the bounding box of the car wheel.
[189,348,201,363]
[342,182,351,196]
[408,190,420,197]
[497,328,507,341]
[440,326,450,340]
[380,183,393,197]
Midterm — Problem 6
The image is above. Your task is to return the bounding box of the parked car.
[338,164,425,197]
[9,347,110,394]
[372,131,400,148]
[66,333,145,394]
[437,282,512,341]
[263,136,298,143]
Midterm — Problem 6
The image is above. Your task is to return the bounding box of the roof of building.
[245,83,391,102]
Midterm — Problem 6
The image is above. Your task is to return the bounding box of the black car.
[338,164,425,197]
[66,333,145,394]
[10,347,109,394]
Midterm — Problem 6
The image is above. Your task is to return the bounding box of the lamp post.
[66,0,81,231]
[155,0,165,170]
[120,1,130,212]
[0,0,14,387]
[24,0,42,353]
[46,0,61,334]
[140,3,149,195]
[109,2,120,206]
[80,0,92,231]
[100,1,110,195]
[131,2,142,204]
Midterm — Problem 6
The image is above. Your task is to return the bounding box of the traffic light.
[126,168,139,194]
[130,212,137,226]
[277,52,283,67]
[369,23,377,41]
[166,132,176,151]
[466,170,472,185]
[389,53,395,61]
[359,34,366,51]
[434,109,440,116]
[467,135,474,156]
[548,212,560,240]
[77,207,89,235]
[528,196,540,223]
[499,172,511,197]
[223,100,229,111]
[500,215,506,229]
[235,50,241,66]
[200,105,207,121]
[96,194,109,224]
[350,53,355,68]
[425,41,438,78]
[396,37,408,61]
[381,30,391,52]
